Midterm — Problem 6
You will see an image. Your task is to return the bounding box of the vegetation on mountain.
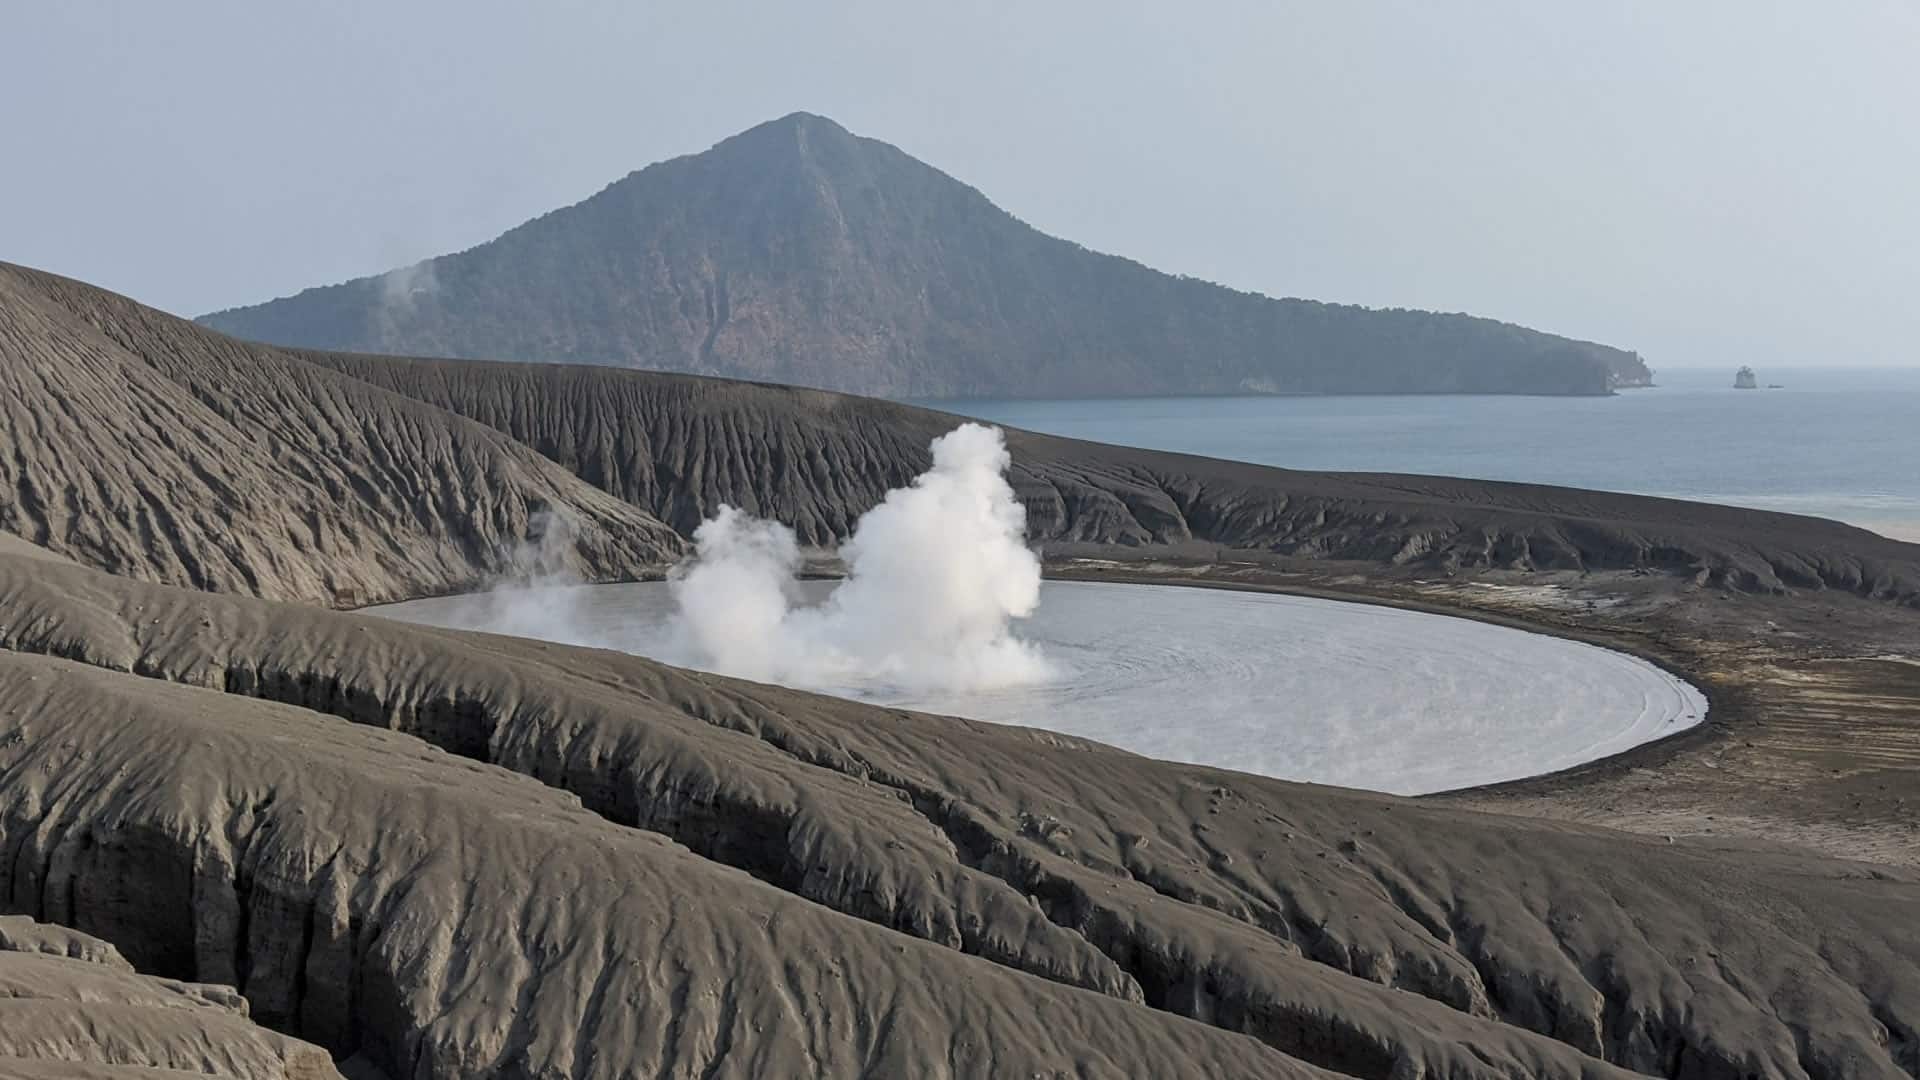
[200,114,1651,398]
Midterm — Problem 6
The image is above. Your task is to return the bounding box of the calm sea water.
[922,367,1920,542]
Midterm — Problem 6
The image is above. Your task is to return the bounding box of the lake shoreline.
[362,544,1920,868]
[1042,551,1920,868]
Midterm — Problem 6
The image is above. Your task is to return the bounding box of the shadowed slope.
[0,625,1336,1078]
[3,551,1915,1078]
[199,113,1648,398]
[0,263,683,604]
[311,351,1920,605]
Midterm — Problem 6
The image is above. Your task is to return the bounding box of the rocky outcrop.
[3,551,1916,1078]
[0,916,341,1080]
[198,113,1648,399]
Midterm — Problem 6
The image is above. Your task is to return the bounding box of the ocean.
[922,366,1920,543]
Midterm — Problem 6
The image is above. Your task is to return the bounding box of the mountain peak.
[766,110,849,134]
[688,112,877,189]
[712,111,857,156]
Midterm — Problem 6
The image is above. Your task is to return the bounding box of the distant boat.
[1734,366,1759,389]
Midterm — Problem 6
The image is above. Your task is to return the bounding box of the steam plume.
[459,509,599,647]
[378,258,439,311]
[668,423,1053,693]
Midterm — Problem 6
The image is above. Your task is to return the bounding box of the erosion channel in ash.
[371,580,1705,795]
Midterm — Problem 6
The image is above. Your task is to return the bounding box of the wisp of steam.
[667,423,1055,693]
[467,508,603,648]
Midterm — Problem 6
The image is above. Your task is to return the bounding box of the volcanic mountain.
[198,113,1650,398]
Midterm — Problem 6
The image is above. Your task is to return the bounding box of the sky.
[4,1,1917,370]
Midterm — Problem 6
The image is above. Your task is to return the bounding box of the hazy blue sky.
[5,2,1916,369]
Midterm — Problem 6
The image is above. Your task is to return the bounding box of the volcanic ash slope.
[0,262,682,606]
[313,348,1920,604]
[2,549,1916,1078]
[0,915,341,1079]
[7,259,1919,608]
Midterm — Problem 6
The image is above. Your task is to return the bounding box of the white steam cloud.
[457,508,601,647]
[667,423,1054,693]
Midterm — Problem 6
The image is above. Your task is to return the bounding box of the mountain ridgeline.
[9,263,1913,610]
[199,113,1650,398]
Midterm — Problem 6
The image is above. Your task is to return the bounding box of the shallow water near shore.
[921,366,1920,543]
[371,580,1706,795]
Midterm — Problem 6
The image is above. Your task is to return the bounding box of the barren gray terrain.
[6,550,1919,1078]
[310,349,1920,604]
[2,262,1918,1078]
[0,915,340,1079]
[10,261,1918,607]
[0,264,681,606]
